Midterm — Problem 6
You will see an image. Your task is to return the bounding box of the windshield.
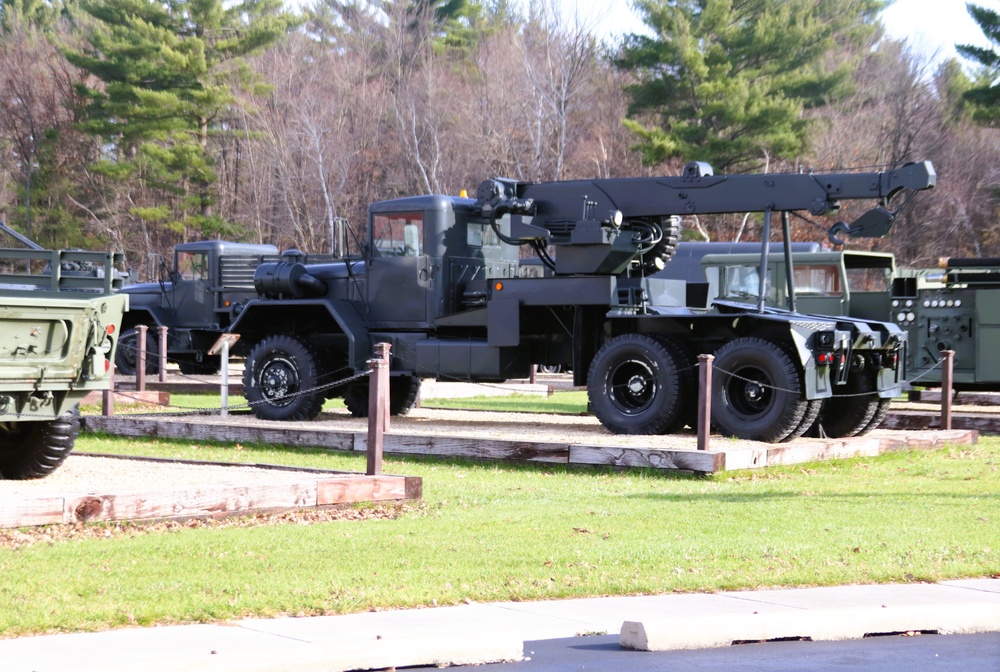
[717,263,843,302]
[722,265,764,299]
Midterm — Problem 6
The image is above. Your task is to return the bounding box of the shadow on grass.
[627,490,998,502]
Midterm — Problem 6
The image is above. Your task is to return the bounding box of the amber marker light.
[495,281,504,291]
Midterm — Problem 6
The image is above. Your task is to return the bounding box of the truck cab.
[700,249,897,322]
[364,195,520,330]
[117,240,279,374]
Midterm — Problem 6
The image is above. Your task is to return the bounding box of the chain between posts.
[105,331,958,440]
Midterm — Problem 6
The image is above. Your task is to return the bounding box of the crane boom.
[475,161,936,276]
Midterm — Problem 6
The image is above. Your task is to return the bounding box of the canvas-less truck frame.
[0,234,128,478]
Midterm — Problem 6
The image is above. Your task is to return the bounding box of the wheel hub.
[745,382,764,403]
[260,359,296,404]
[608,358,657,414]
[725,369,772,416]
[627,375,647,395]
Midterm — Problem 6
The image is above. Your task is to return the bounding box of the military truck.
[115,241,336,375]
[0,240,128,479]
[892,257,1000,390]
[218,161,934,443]
[697,249,1000,392]
[697,248,909,435]
[700,249,898,321]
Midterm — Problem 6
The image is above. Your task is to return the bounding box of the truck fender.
[230,299,371,372]
[119,307,169,331]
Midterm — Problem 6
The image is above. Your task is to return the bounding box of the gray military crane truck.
[115,241,336,375]
[0,239,128,479]
[221,160,935,443]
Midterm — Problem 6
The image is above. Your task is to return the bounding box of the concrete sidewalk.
[1,579,998,672]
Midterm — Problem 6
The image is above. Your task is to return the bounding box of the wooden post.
[941,349,954,430]
[697,354,713,451]
[158,326,168,382]
[367,343,391,475]
[136,324,147,392]
[102,360,115,417]
[530,363,537,385]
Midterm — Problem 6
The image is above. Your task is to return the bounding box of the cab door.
[173,250,214,328]
[366,211,430,326]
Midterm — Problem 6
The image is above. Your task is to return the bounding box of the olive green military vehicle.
[698,250,1000,391]
[700,249,898,321]
[0,236,128,479]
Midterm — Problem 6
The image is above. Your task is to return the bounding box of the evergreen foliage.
[61,0,297,239]
[0,0,63,32]
[616,0,887,172]
[958,2,1000,126]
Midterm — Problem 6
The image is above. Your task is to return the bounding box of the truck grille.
[219,255,280,290]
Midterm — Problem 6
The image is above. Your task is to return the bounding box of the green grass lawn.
[419,391,589,414]
[0,430,997,636]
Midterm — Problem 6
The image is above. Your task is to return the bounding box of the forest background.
[0,0,998,280]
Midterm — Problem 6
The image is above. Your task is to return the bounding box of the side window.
[793,265,841,295]
[176,252,208,281]
[467,219,504,249]
[372,212,423,256]
[846,267,892,292]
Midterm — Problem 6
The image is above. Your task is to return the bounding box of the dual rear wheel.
[710,338,888,440]
[588,335,885,442]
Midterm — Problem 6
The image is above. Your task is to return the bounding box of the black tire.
[711,337,808,443]
[587,334,693,435]
[860,398,892,434]
[178,357,222,376]
[343,375,422,418]
[115,327,159,376]
[786,399,823,442]
[243,335,324,421]
[0,407,80,480]
[813,366,880,438]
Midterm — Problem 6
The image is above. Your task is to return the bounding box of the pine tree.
[62,0,296,239]
[616,0,886,172]
[958,2,1000,126]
